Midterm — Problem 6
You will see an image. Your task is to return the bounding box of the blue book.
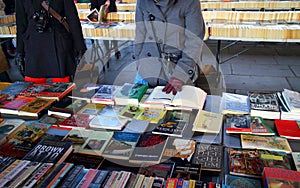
[0,81,33,99]
[224,174,262,188]
[88,170,109,188]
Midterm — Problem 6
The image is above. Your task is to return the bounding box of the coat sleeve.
[15,0,27,54]
[171,0,205,83]
[64,0,87,52]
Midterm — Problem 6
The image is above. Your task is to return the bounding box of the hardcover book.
[114,83,148,106]
[263,167,300,188]
[78,130,114,156]
[23,139,73,163]
[192,110,223,134]
[240,134,292,153]
[192,143,223,172]
[274,119,300,140]
[37,82,76,101]
[220,92,250,114]
[0,81,33,100]
[102,131,140,160]
[282,88,300,113]
[248,91,280,119]
[142,85,207,110]
[225,114,251,134]
[129,133,169,164]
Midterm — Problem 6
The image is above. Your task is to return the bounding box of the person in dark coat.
[90,0,121,59]
[134,0,205,94]
[15,0,87,83]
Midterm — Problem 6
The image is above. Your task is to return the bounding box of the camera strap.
[41,1,70,32]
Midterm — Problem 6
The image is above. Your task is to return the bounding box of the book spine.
[117,171,131,188]
[59,165,84,188]
[103,171,119,188]
[39,162,66,188]
[23,163,54,188]
[50,163,75,188]
[88,170,109,188]
[79,169,98,188]
[71,169,88,188]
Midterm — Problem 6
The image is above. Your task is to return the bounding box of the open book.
[142,85,207,110]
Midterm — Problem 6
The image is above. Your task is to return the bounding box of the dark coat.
[90,0,117,12]
[134,0,205,84]
[16,0,87,78]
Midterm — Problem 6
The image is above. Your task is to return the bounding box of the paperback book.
[220,92,250,114]
[263,167,300,188]
[192,110,223,134]
[249,116,275,135]
[292,152,300,171]
[47,97,87,117]
[248,91,280,119]
[18,98,56,119]
[129,133,169,164]
[118,104,144,119]
[59,113,94,129]
[225,114,251,134]
[102,131,140,160]
[18,83,50,97]
[63,128,93,152]
[224,174,262,188]
[136,107,167,124]
[0,81,33,100]
[37,82,76,101]
[274,119,300,140]
[240,134,292,153]
[90,84,118,105]
[0,96,35,116]
[89,115,129,130]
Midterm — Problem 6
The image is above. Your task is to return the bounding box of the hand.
[15,54,25,76]
[104,0,110,10]
[162,77,183,95]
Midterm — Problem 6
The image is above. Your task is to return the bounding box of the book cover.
[37,82,76,101]
[248,91,280,119]
[63,128,93,152]
[23,139,73,164]
[192,110,223,134]
[78,130,114,156]
[143,85,207,110]
[118,104,144,119]
[122,119,150,134]
[59,113,94,129]
[114,83,148,106]
[87,8,99,22]
[58,165,84,188]
[292,152,300,171]
[88,170,109,188]
[77,103,106,115]
[224,174,262,188]
[102,131,140,160]
[38,125,72,141]
[39,114,68,125]
[250,116,275,135]
[89,115,128,130]
[129,133,169,164]
[48,97,87,117]
[171,163,201,181]
[90,85,118,105]
[137,163,175,179]
[161,137,196,163]
[192,143,223,171]
[220,92,250,114]
[240,134,292,153]
[0,120,51,158]
[18,83,50,97]
[274,119,300,140]
[136,107,167,124]
[0,118,25,136]
[203,95,222,113]
[282,88,300,113]
[223,121,242,148]
[0,96,35,115]
[0,81,33,100]
[229,148,291,178]
[225,114,251,134]
[263,167,300,188]
[18,98,56,118]
[97,105,124,117]
[65,152,104,169]
[0,82,11,91]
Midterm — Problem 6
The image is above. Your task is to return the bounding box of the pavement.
[4,40,300,95]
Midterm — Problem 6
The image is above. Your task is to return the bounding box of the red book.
[274,119,300,140]
[263,167,300,188]
[59,113,94,129]
[37,82,76,101]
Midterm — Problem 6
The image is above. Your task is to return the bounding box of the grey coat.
[134,0,205,84]
[16,0,86,78]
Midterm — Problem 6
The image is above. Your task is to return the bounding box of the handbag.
[41,1,70,32]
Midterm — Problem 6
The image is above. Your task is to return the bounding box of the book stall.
[0,80,299,187]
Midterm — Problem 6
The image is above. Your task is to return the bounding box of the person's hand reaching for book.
[162,77,183,95]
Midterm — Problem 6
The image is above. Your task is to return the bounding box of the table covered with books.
[0,80,300,187]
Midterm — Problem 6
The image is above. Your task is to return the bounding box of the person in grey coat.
[134,0,205,94]
[15,0,87,83]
